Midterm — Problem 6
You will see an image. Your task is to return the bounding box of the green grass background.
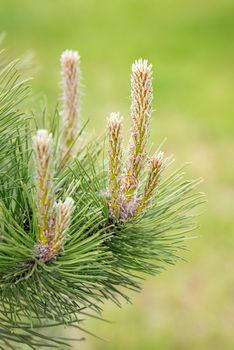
[1,0,234,349]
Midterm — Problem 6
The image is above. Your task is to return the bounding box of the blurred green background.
[1,0,234,349]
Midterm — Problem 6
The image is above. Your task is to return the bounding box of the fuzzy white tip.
[132,58,152,74]
[61,50,80,64]
[155,151,164,162]
[33,129,51,141]
[108,112,122,127]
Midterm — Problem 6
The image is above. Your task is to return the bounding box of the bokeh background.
[1,0,234,349]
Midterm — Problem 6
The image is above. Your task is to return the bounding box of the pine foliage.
[0,49,205,349]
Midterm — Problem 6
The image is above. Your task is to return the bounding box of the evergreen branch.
[0,48,205,349]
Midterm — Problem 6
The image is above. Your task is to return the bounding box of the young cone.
[60,49,81,166]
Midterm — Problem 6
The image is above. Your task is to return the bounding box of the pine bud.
[33,129,54,246]
[60,50,81,165]
[134,151,164,216]
[107,112,123,220]
[37,197,74,262]
[122,59,153,203]
[50,197,74,258]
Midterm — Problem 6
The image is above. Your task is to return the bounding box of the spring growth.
[60,49,81,166]
[39,197,74,262]
[107,112,123,220]
[33,130,74,261]
[33,129,54,246]
[134,151,164,216]
[122,59,153,203]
